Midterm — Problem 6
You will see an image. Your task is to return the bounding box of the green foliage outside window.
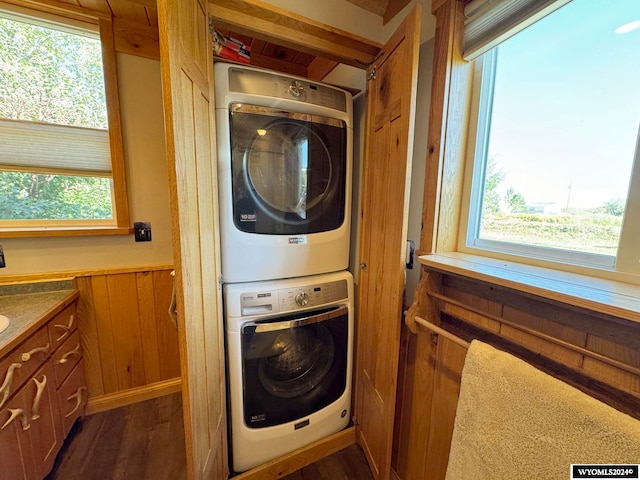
[0,15,114,222]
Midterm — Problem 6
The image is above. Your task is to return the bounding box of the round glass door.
[244,119,333,222]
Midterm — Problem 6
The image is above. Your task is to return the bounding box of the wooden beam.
[346,0,386,16]
[307,56,339,81]
[113,16,160,60]
[209,0,382,69]
[1,0,108,23]
[384,0,411,24]
[419,0,472,255]
[244,53,308,77]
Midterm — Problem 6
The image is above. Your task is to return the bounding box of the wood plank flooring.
[47,393,374,480]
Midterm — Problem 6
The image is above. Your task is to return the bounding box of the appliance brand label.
[250,413,266,423]
[288,237,307,244]
[240,213,256,222]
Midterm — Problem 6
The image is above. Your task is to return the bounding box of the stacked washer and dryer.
[214,63,354,473]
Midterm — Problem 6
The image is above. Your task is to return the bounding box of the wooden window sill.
[418,252,640,325]
[0,226,134,238]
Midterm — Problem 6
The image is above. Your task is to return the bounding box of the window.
[461,0,640,275]
[0,8,129,235]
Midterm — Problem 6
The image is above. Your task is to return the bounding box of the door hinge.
[217,274,223,290]
[367,66,376,81]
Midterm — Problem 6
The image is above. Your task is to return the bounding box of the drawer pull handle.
[54,314,75,341]
[31,374,47,420]
[0,363,22,409]
[1,408,30,431]
[58,344,81,364]
[65,386,87,418]
[21,343,50,362]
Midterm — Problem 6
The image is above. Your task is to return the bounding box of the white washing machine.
[214,63,353,283]
[224,271,354,472]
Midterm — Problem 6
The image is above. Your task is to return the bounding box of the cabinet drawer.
[0,382,38,480]
[52,330,82,389]
[47,304,77,351]
[57,360,86,438]
[0,328,50,409]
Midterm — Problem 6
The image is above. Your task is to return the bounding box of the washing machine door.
[229,104,347,235]
[240,306,349,428]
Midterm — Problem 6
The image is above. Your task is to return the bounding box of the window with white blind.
[460,0,640,276]
[0,8,127,231]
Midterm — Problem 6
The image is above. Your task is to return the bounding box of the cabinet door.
[158,0,227,478]
[355,6,421,480]
[57,360,87,438]
[0,383,37,480]
[25,362,61,479]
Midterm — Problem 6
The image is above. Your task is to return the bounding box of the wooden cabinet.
[0,300,86,479]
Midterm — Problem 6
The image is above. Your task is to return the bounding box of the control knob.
[295,292,309,307]
[289,80,304,97]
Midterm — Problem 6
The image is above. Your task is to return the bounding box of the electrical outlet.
[0,245,5,268]
[134,222,152,242]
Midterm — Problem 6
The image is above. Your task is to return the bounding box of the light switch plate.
[134,222,152,242]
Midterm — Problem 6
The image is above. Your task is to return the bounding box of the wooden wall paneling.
[91,275,120,394]
[391,323,414,476]
[153,270,181,380]
[423,337,466,480]
[395,329,438,480]
[75,275,106,397]
[583,335,640,394]
[500,306,587,368]
[107,273,146,390]
[136,271,162,385]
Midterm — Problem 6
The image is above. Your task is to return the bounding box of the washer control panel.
[239,279,348,316]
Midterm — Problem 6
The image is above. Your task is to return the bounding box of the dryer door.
[240,306,348,428]
[229,104,347,235]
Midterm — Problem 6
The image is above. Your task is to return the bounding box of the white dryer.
[214,63,353,283]
[224,271,354,472]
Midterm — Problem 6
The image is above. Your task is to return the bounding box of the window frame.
[457,11,640,279]
[0,5,131,238]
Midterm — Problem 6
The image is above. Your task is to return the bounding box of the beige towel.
[446,340,640,480]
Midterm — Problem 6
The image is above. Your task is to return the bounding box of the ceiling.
[49,0,407,81]
[62,0,411,28]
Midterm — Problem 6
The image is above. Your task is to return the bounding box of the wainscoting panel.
[75,268,180,401]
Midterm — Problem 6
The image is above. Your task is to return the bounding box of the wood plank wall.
[75,269,181,403]
[393,268,640,480]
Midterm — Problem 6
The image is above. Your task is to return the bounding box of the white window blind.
[0,118,111,175]
[463,0,573,60]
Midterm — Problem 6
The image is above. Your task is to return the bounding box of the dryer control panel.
[228,66,348,112]
[239,278,348,316]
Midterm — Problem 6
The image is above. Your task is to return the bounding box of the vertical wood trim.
[419,0,472,255]
[137,271,163,384]
[91,275,119,394]
[423,338,466,479]
[75,276,105,397]
[107,273,146,390]
[153,270,182,379]
[99,17,131,227]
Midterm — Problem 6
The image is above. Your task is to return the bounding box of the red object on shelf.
[213,30,251,64]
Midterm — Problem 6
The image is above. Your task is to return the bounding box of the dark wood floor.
[47,393,373,480]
